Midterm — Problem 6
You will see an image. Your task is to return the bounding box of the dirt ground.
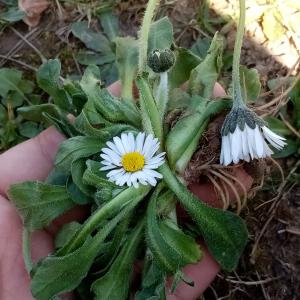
[0,0,299,299]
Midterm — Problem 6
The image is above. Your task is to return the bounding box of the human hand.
[0,82,253,300]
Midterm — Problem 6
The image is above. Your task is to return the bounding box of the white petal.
[101,150,121,166]
[254,126,265,157]
[128,132,135,152]
[263,140,273,156]
[230,127,243,163]
[113,136,126,155]
[116,172,130,186]
[101,148,121,162]
[135,132,145,152]
[121,133,130,153]
[106,141,121,155]
[241,128,250,162]
[100,165,116,171]
[246,125,255,159]
[143,169,163,179]
[142,134,154,155]
[222,135,232,166]
[100,153,113,163]
[146,176,157,186]
[262,126,286,150]
[127,174,133,186]
[146,156,165,168]
[107,168,125,178]
[262,126,286,141]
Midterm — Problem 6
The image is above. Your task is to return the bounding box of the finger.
[189,167,253,208]
[169,168,253,299]
[166,244,219,300]
[180,82,226,98]
[0,127,65,196]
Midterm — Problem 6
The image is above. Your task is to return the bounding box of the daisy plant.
[7,0,286,299]
[219,0,286,165]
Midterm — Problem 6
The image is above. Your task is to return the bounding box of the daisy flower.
[100,132,165,188]
[220,106,287,166]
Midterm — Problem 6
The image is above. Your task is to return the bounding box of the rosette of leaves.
[9,16,248,300]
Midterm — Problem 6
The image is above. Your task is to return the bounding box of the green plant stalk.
[156,72,169,120]
[87,202,145,258]
[58,185,151,255]
[232,0,246,108]
[22,228,33,273]
[121,72,134,100]
[138,0,160,72]
[136,74,163,142]
[175,120,208,173]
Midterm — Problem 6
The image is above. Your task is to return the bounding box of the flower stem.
[138,0,160,73]
[22,228,33,273]
[58,185,150,255]
[136,74,163,143]
[232,0,246,107]
[156,71,169,120]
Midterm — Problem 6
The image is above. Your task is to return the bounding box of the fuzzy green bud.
[147,48,175,73]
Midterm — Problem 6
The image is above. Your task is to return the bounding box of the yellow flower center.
[121,152,145,172]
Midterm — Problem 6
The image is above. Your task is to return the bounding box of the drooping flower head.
[100,132,165,188]
[220,106,286,166]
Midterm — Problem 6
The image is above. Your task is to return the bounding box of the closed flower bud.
[147,48,175,73]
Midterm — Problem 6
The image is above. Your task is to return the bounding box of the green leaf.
[160,164,248,271]
[0,68,23,98]
[83,159,116,189]
[17,104,60,122]
[97,8,119,41]
[115,37,139,99]
[55,221,82,249]
[100,62,119,85]
[8,182,75,230]
[91,220,144,300]
[71,158,93,197]
[75,51,115,66]
[166,97,230,168]
[0,104,7,122]
[18,121,42,138]
[71,21,111,53]
[36,59,70,111]
[31,237,95,300]
[0,7,25,22]
[31,203,138,299]
[146,186,202,275]
[271,139,298,158]
[55,136,104,172]
[136,257,165,300]
[191,37,211,59]
[80,65,141,127]
[67,178,91,205]
[148,17,173,52]
[239,66,261,102]
[264,116,292,136]
[188,33,223,97]
[168,48,201,90]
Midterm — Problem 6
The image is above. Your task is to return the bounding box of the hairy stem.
[22,228,33,273]
[58,185,150,255]
[156,72,169,120]
[138,0,160,73]
[232,0,246,107]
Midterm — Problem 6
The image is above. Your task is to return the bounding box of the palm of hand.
[0,83,252,300]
